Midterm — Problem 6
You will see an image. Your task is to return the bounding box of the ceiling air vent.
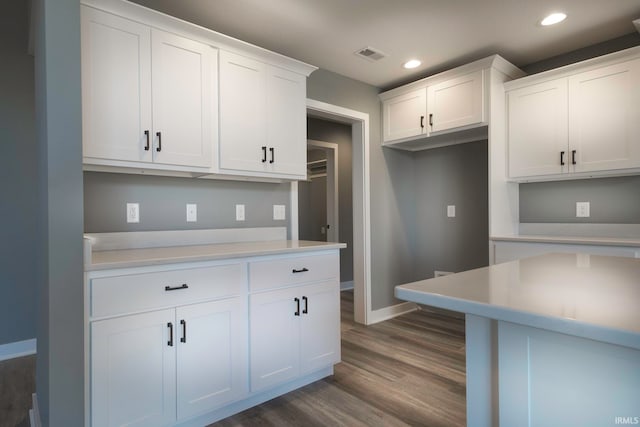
[355,46,386,62]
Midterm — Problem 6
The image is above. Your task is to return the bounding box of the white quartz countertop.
[490,234,640,247]
[86,240,346,271]
[395,253,640,350]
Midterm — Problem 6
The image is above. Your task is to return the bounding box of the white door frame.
[306,139,339,243]
[290,99,371,325]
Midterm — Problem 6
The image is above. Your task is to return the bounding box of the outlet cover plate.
[576,202,590,218]
[447,205,456,218]
[186,204,197,222]
[236,204,245,221]
[126,203,139,223]
[273,205,286,220]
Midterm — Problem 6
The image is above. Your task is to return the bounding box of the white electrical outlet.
[273,205,286,220]
[447,205,456,218]
[126,203,139,223]
[236,204,245,221]
[576,202,590,218]
[186,204,197,222]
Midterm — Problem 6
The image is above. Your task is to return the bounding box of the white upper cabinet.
[506,52,640,181]
[569,59,640,173]
[81,7,152,163]
[427,70,484,134]
[219,51,268,173]
[81,6,213,170]
[151,30,213,168]
[218,51,308,179]
[81,0,315,179]
[382,88,427,142]
[507,79,568,178]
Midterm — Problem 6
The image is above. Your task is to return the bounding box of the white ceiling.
[130,0,640,88]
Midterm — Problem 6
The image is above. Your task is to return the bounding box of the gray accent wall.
[413,141,489,278]
[308,69,416,311]
[307,117,354,283]
[0,0,38,346]
[520,176,640,223]
[35,0,85,425]
[84,172,291,234]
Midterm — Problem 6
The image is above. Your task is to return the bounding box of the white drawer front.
[91,263,244,318]
[249,252,339,292]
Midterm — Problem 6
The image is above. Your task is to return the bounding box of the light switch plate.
[447,205,456,218]
[126,203,139,223]
[186,204,197,222]
[236,204,245,221]
[576,202,590,218]
[273,204,286,220]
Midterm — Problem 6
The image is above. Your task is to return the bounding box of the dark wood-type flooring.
[213,291,466,427]
[0,354,34,427]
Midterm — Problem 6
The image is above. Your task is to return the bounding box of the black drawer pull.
[156,131,162,152]
[165,284,188,291]
[292,268,309,274]
[572,149,577,165]
[294,297,300,316]
[420,115,424,129]
[167,322,173,347]
[269,147,275,164]
[560,151,565,166]
[261,146,267,163]
[302,296,308,314]
[180,319,186,343]
[144,130,150,151]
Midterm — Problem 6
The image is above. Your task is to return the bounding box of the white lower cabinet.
[91,297,246,427]
[250,280,340,392]
[88,250,341,426]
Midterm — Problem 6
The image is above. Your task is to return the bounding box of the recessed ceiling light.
[540,12,567,26]
[403,59,421,69]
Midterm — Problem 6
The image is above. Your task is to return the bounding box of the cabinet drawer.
[91,263,244,318]
[249,252,339,292]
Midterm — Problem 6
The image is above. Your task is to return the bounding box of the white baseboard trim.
[368,302,418,324]
[0,338,36,362]
[30,393,41,427]
[340,280,354,291]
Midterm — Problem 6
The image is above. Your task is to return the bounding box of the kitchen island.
[395,253,640,427]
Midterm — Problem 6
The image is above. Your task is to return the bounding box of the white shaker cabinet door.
[383,88,427,142]
[267,65,307,177]
[151,29,213,168]
[569,59,640,173]
[219,50,268,173]
[176,297,248,420]
[250,287,301,392]
[81,7,152,163]
[299,281,341,375]
[507,79,569,178]
[91,309,176,427]
[427,70,484,134]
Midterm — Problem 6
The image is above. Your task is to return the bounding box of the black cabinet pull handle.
[167,322,173,347]
[261,146,267,163]
[572,150,577,165]
[294,297,300,316]
[302,296,308,314]
[429,113,433,128]
[420,115,424,129]
[560,151,565,166]
[156,131,162,152]
[144,130,150,151]
[269,147,275,164]
[292,268,309,274]
[180,319,186,343]
[165,284,188,291]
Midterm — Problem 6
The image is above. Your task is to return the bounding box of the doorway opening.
[290,99,371,324]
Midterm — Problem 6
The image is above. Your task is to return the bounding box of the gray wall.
[520,176,640,223]
[307,117,354,283]
[519,34,640,226]
[84,172,291,233]
[0,0,38,345]
[35,0,85,425]
[413,141,489,278]
[308,69,415,310]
